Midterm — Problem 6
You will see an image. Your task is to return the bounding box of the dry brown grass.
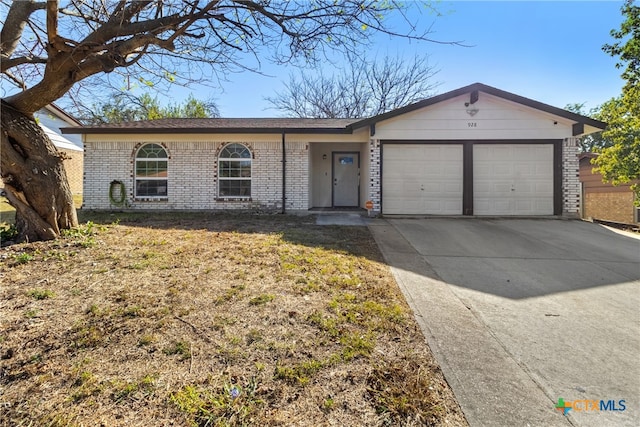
[0,213,467,427]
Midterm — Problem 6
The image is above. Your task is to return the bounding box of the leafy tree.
[266,54,438,118]
[0,0,452,242]
[593,87,640,195]
[594,0,640,200]
[603,0,640,90]
[79,93,220,125]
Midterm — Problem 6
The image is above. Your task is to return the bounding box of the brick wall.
[562,137,580,217]
[84,140,308,211]
[60,148,83,196]
[284,141,309,210]
[368,138,381,213]
[584,192,637,224]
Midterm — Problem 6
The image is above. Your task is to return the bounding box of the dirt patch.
[0,213,467,426]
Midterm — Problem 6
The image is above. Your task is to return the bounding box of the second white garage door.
[383,144,463,215]
[474,144,554,215]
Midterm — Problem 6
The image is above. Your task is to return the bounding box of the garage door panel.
[385,180,420,195]
[422,182,442,193]
[383,144,463,215]
[474,144,553,215]
[514,164,532,175]
[443,200,463,212]
[385,145,421,160]
[494,183,512,193]
[383,179,407,193]
[536,182,553,193]
[513,199,553,215]
[444,182,463,193]
[514,200,534,214]
[493,165,512,176]
[439,148,463,161]
[475,199,511,215]
[445,164,463,176]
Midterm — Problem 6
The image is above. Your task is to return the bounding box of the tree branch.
[74,33,175,78]
[163,1,221,46]
[2,70,27,89]
[1,55,48,73]
[0,0,46,59]
[79,13,187,51]
[80,1,153,47]
[46,0,60,50]
[58,7,103,24]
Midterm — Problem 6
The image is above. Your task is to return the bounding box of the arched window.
[135,143,168,197]
[218,143,251,197]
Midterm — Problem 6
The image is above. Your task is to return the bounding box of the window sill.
[216,197,252,202]
[134,197,169,202]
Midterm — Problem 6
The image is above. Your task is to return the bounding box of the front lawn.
[0,213,467,426]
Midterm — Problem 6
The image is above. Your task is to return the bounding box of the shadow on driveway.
[388,218,639,299]
[370,218,640,427]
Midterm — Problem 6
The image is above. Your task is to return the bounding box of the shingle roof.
[61,83,606,136]
[62,117,357,134]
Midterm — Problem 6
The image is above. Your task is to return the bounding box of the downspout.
[281,131,286,214]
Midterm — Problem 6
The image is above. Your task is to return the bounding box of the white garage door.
[474,144,553,215]
[383,144,463,215]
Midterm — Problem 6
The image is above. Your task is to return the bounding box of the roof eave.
[61,126,354,135]
[43,103,82,126]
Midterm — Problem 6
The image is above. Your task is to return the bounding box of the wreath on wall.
[109,180,126,206]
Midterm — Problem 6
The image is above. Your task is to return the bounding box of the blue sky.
[169,0,625,118]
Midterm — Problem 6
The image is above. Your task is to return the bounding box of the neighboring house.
[579,153,639,224]
[64,83,605,216]
[35,104,84,196]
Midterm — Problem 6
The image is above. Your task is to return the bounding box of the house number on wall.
[468,122,477,127]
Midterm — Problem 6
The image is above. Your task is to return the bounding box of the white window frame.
[134,143,168,199]
[218,143,252,198]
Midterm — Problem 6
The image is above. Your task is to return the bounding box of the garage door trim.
[380,139,563,216]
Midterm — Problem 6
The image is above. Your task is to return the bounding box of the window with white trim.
[135,143,168,197]
[218,143,251,197]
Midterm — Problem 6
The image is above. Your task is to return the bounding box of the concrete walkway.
[369,218,640,427]
[315,212,371,226]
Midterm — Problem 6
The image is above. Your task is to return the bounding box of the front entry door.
[332,152,360,207]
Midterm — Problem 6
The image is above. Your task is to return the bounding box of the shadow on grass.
[78,210,382,262]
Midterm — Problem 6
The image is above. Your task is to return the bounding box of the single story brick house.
[64,83,605,216]
[579,153,639,224]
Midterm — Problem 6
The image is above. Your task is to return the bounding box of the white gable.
[374,91,574,140]
[41,124,83,152]
[35,109,83,149]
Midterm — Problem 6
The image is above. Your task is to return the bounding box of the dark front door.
[332,152,360,207]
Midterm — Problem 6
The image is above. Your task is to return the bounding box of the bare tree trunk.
[1,101,78,242]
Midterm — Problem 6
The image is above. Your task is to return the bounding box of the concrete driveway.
[369,218,640,427]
